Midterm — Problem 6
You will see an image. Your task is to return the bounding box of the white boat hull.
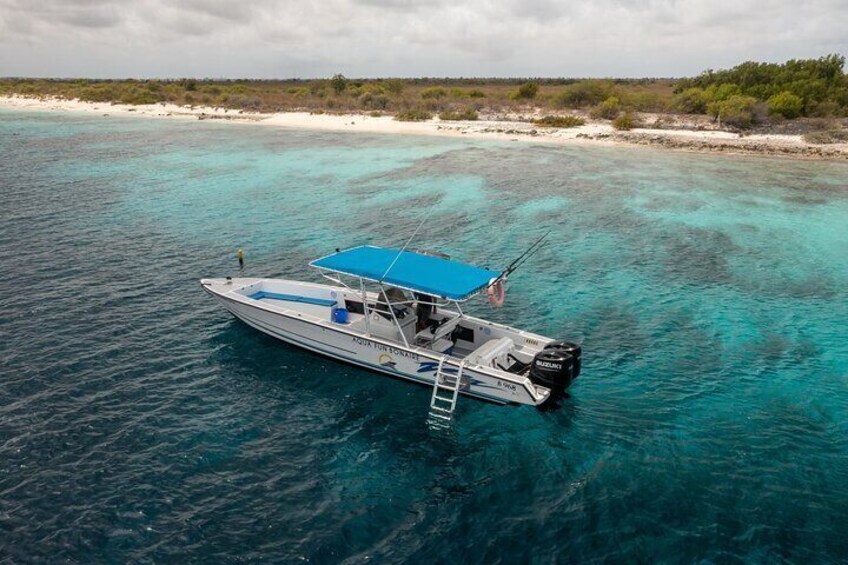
[201,278,552,406]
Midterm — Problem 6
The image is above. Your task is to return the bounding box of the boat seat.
[466,337,514,368]
[431,316,462,342]
[414,316,462,346]
[431,337,454,355]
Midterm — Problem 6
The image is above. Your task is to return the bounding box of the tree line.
[1,54,845,129]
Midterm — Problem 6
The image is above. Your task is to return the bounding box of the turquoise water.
[1,109,848,562]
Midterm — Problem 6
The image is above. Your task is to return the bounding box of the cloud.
[0,0,846,77]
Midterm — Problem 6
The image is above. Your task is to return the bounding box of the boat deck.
[201,276,547,375]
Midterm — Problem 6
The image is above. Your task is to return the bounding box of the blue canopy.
[310,246,499,300]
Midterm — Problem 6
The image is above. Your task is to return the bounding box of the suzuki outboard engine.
[544,340,581,380]
[529,341,582,401]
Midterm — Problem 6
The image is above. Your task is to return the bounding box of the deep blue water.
[1,109,848,563]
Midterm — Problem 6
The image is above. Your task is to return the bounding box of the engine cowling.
[543,340,581,380]
[529,340,582,405]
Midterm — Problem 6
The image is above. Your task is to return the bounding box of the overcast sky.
[1,0,847,78]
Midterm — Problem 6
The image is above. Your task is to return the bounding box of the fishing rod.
[492,230,551,284]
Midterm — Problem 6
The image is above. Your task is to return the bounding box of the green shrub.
[704,83,740,102]
[555,80,614,108]
[118,89,159,105]
[670,87,709,113]
[359,92,389,109]
[590,96,621,119]
[289,86,310,98]
[330,74,347,95]
[421,87,448,99]
[612,112,638,130]
[449,88,487,99]
[808,100,842,117]
[533,115,586,128]
[394,109,433,121]
[767,91,804,118]
[383,79,404,95]
[707,95,759,128]
[676,54,846,113]
[620,91,664,112]
[512,82,539,100]
[79,86,116,103]
[360,83,386,96]
[438,108,478,121]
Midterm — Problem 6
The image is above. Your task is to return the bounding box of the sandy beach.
[3,94,847,160]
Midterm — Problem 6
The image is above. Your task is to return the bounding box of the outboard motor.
[544,340,581,380]
[529,340,582,402]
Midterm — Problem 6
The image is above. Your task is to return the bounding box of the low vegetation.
[590,96,622,120]
[438,108,478,121]
[1,54,845,130]
[533,115,586,128]
[554,80,614,108]
[612,112,639,130]
[707,95,760,128]
[394,109,432,121]
[511,81,539,100]
[767,91,804,118]
[675,54,847,117]
[802,129,848,144]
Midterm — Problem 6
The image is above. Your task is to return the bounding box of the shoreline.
[3,95,847,161]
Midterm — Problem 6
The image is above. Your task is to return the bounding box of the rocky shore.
[3,95,847,161]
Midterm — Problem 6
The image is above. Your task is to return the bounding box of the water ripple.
[1,109,848,562]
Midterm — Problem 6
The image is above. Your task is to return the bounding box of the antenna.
[379,212,430,281]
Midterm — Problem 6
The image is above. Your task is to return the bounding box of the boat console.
[413,315,459,342]
[350,305,417,343]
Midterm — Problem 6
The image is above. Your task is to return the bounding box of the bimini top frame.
[310,245,500,301]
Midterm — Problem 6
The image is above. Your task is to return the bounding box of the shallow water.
[1,109,847,562]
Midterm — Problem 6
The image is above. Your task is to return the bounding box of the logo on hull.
[378,353,397,368]
[417,361,458,375]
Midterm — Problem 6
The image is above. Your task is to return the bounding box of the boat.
[200,244,581,421]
